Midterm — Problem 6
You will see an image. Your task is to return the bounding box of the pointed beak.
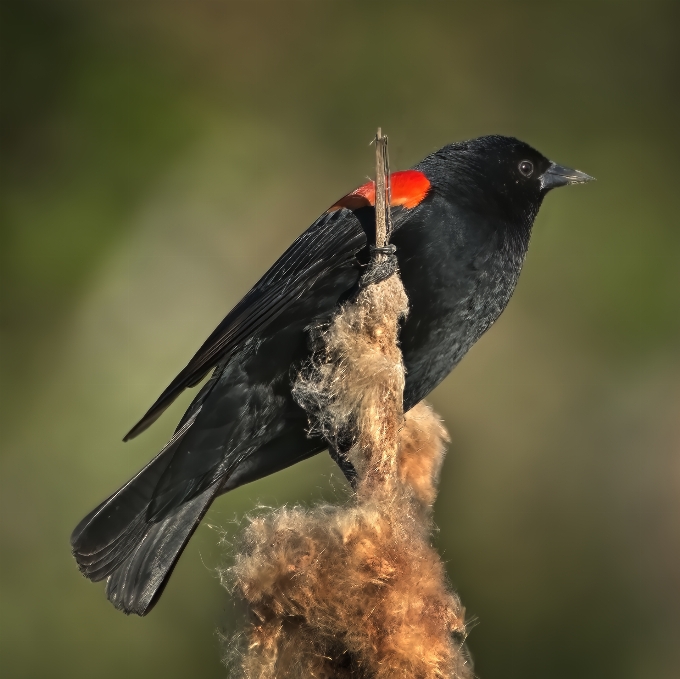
[540,162,595,191]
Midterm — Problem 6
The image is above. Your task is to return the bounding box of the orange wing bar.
[329,170,431,212]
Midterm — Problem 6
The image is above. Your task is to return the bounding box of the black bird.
[71,135,593,615]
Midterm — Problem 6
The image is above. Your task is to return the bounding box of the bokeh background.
[2,1,678,678]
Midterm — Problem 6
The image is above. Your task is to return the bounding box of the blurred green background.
[1,1,678,678]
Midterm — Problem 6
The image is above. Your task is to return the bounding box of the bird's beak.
[540,162,595,191]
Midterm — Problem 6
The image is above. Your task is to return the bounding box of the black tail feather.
[105,484,220,615]
[70,411,219,614]
[70,415,198,580]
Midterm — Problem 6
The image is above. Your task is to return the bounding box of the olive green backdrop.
[1,2,678,678]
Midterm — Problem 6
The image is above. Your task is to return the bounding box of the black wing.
[123,207,369,441]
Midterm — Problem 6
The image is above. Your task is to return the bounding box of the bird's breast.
[393,200,527,409]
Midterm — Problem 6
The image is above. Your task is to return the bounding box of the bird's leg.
[328,445,358,489]
[358,244,398,289]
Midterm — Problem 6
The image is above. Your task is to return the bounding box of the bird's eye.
[518,160,534,177]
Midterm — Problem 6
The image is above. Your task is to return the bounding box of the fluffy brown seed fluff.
[224,276,472,679]
[292,274,409,497]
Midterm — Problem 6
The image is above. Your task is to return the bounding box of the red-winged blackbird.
[71,135,593,615]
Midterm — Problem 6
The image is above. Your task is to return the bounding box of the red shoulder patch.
[329,170,431,212]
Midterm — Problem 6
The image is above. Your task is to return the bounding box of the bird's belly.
[399,243,521,410]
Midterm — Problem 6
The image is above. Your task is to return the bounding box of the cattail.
[222,132,471,679]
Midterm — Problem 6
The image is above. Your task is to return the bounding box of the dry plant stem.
[226,132,471,679]
[354,129,400,497]
[327,275,408,499]
[374,128,390,249]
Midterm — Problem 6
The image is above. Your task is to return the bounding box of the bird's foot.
[328,447,358,489]
[359,245,398,288]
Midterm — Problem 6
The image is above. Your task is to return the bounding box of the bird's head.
[422,135,594,232]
